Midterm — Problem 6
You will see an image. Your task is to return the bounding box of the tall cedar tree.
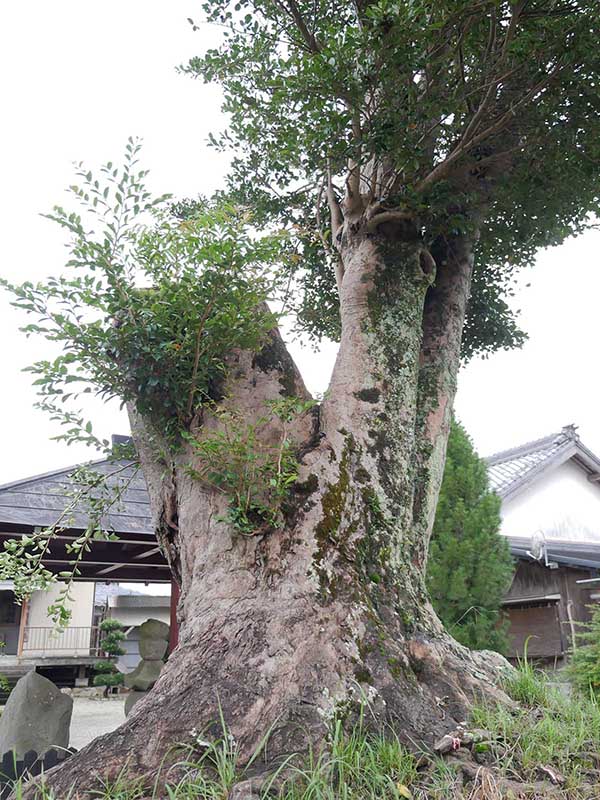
[428,421,513,653]
[6,1,599,795]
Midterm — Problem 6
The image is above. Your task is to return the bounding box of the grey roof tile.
[0,458,152,535]
[486,425,600,500]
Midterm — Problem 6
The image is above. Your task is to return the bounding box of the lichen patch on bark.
[31,228,507,799]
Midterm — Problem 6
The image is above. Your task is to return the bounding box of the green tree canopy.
[427,420,514,652]
[186,0,600,358]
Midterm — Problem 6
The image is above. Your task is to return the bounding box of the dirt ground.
[69,696,125,750]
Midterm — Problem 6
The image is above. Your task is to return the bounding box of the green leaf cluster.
[567,605,600,697]
[0,143,317,590]
[184,0,600,357]
[427,420,514,652]
[2,139,286,444]
[0,461,138,627]
[185,396,316,535]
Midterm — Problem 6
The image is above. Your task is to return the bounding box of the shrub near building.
[427,421,514,652]
[93,619,126,693]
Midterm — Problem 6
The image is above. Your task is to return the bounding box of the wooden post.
[169,579,180,653]
[17,597,28,657]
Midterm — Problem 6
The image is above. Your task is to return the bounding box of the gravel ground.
[69,697,126,750]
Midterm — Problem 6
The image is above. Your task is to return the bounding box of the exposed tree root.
[18,630,514,799]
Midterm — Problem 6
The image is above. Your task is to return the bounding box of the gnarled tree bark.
[32,223,510,797]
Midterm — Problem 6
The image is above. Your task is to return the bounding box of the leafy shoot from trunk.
[183,396,317,536]
[0,142,305,613]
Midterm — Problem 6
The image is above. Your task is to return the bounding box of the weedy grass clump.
[184,396,317,537]
[11,664,600,800]
[469,657,600,798]
[501,651,552,708]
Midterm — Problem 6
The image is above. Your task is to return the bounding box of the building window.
[0,591,18,624]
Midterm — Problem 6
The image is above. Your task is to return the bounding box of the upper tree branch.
[416,59,565,195]
[500,0,528,63]
[410,230,478,566]
[272,1,364,219]
[316,181,344,292]
[345,109,363,213]
[326,161,344,243]
[273,0,320,52]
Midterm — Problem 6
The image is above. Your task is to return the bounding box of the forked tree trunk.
[32,226,509,797]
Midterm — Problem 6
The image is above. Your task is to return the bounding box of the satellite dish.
[529,530,546,561]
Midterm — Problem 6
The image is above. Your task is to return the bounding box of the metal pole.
[16,597,28,657]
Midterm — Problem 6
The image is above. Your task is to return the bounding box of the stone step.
[0,666,33,675]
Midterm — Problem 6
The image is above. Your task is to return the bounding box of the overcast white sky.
[1,0,599,487]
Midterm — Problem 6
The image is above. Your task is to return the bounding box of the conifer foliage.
[427,421,513,652]
[568,604,600,696]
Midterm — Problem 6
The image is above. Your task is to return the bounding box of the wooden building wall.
[503,560,596,660]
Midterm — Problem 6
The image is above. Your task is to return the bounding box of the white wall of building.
[107,601,170,629]
[23,582,95,656]
[500,460,600,542]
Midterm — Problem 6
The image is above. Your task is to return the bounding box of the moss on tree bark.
[31,224,511,798]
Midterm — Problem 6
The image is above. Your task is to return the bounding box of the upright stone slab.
[139,618,169,642]
[124,617,170,717]
[136,617,169,670]
[0,671,73,758]
[139,636,168,661]
[123,659,163,692]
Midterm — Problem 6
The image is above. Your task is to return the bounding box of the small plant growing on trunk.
[185,397,316,535]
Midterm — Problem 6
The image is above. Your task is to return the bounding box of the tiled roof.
[0,447,168,582]
[0,458,152,535]
[486,425,600,501]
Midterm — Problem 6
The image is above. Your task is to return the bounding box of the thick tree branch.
[341,106,364,215]
[326,162,344,245]
[316,181,344,292]
[364,209,416,233]
[484,9,498,66]
[410,230,478,571]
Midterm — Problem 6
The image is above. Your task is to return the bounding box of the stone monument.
[124,618,169,716]
[0,671,73,758]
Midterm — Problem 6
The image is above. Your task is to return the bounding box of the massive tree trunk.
[35,224,509,797]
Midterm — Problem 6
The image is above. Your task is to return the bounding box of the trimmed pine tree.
[427,420,514,653]
[93,618,126,693]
